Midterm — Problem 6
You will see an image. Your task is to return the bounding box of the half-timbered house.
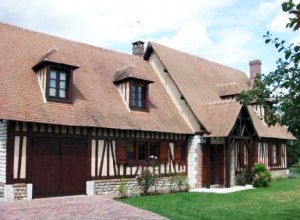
[0,23,294,201]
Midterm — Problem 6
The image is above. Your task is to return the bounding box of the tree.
[238,0,300,165]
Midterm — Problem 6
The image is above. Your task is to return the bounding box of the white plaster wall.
[230,144,236,186]
[0,120,7,183]
[188,135,205,188]
[149,52,201,133]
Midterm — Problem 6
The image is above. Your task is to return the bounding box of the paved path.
[0,195,168,220]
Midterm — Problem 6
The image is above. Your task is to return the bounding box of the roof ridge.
[0,22,145,61]
[205,99,237,106]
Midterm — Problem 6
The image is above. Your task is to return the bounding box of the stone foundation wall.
[270,169,288,178]
[13,184,27,201]
[235,173,247,186]
[0,184,3,200]
[94,177,188,196]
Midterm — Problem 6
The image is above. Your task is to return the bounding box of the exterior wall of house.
[116,81,131,111]
[148,52,201,133]
[0,120,7,184]
[5,121,188,200]
[256,141,287,170]
[36,67,47,103]
[229,140,288,186]
[188,135,205,188]
[251,104,264,119]
[0,120,7,200]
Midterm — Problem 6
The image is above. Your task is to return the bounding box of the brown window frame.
[46,65,73,103]
[129,80,149,111]
[116,140,160,165]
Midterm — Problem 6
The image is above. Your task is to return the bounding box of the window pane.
[138,143,146,160]
[150,144,158,159]
[50,71,57,79]
[50,79,56,88]
[272,145,277,164]
[132,85,136,92]
[138,86,142,93]
[60,72,66,81]
[132,99,136,107]
[138,92,142,100]
[126,143,134,160]
[60,81,66,89]
[49,88,56,97]
[138,100,142,107]
[59,89,66,98]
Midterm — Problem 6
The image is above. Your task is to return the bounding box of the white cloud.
[155,22,213,56]
[268,13,290,32]
[0,0,290,73]
[250,0,281,20]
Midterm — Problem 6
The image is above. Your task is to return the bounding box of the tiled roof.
[33,47,79,70]
[0,23,192,134]
[113,65,153,84]
[217,82,240,97]
[148,42,294,139]
[248,107,295,140]
[204,100,242,137]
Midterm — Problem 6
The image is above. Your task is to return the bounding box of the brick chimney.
[132,41,145,57]
[249,59,261,88]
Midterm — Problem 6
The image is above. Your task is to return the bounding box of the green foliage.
[170,173,189,192]
[116,178,128,198]
[121,165,300,220]
[251,163,272,187]
[237,1,300,165]
[287,140,300,166]
[136,167,159,195]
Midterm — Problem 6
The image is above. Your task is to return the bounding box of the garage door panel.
[32,137,87,198]
[61,138,87,194]
[32,137,60,197]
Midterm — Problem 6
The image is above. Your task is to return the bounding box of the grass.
[120,165,300,220]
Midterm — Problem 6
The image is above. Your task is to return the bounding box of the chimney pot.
[249,59,261,88]
[132,41,145,57]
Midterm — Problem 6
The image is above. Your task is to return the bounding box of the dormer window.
[130,82,147,110]
[47,66,71,101]
[113,65,154,112]
[32,47,79,103]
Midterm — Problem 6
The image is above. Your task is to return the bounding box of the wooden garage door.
[32,137,87,198]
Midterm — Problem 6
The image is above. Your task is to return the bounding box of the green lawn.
[121,165,300,220]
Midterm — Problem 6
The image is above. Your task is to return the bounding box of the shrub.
[136,167,159,195]
[170,173,189,192]
[116,178,128,198]
[251,163,272,187]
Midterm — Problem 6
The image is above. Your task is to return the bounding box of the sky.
[0,0,299,75]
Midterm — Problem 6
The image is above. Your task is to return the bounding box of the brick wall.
[0,120,7,183]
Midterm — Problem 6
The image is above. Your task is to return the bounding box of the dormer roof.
[32,46,80,71]
[113,65,154,84]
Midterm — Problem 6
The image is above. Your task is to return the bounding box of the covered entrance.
[31,137,87,198]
